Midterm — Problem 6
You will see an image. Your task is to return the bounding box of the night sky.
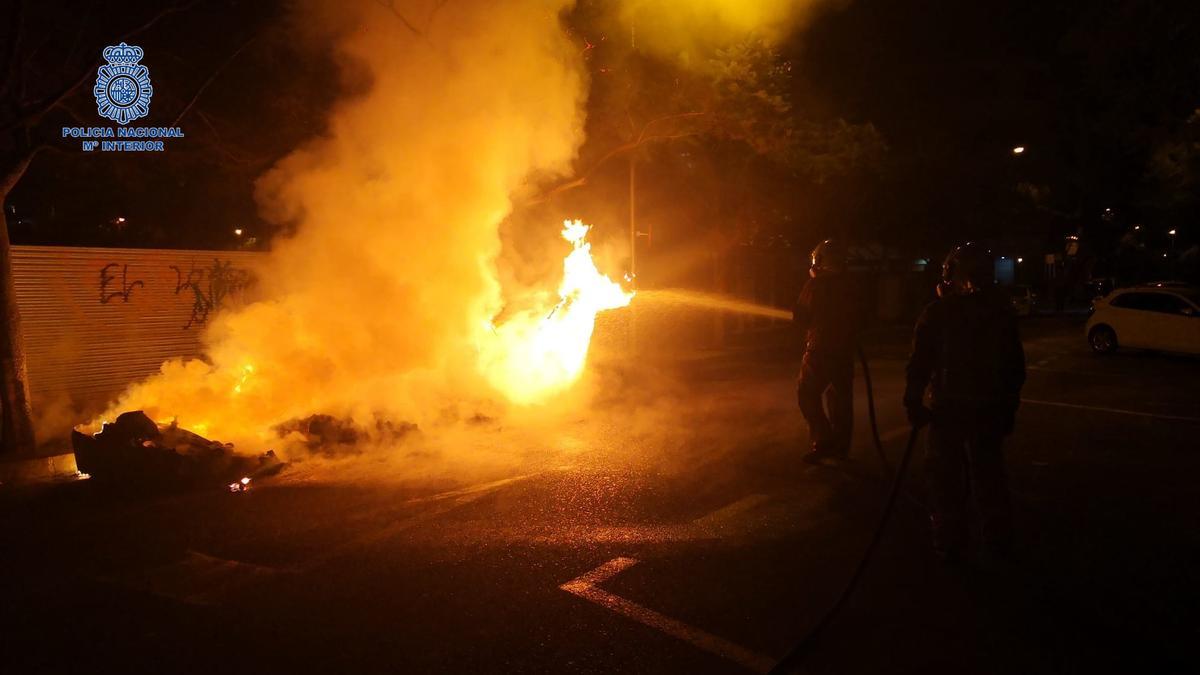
[5,0,1199,259]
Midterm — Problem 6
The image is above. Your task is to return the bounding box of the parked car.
[1086,285,1200,355]
[1087,277,1117,299]
[1007,285,1037,316]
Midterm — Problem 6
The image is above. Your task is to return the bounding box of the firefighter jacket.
[793,273,862,358]
[904,288,1026,419]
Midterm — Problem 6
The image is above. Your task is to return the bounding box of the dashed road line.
[116,469,563,605]
[560,557,777,674]
[692,494,769,530]
[104,550,281,606]
[465,490,788,545]
[296,470,555,571]
[1021,398,1200,424]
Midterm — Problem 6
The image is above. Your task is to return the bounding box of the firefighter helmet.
[941,242,995,292]
[810,239,847,277]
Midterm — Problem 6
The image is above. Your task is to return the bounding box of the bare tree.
[0,0,251,455]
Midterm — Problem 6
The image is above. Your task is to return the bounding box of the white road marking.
[1021,398,1200,424]
[298,470,551,571]
[102,471,562,604]
[106,550,281,606]
[691,494,769,529]
[407,471,557,505]
[1026,366,1123,378]
[463,491,794,546]
[560,557,777,674]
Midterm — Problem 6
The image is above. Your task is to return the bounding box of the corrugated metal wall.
[11,246,263,408]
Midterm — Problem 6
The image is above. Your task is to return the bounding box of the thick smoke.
[618,0,845,61]
[97,0,839,463]
[102,0,588,452]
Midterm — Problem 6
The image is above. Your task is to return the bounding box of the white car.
[1086,285,1200,355]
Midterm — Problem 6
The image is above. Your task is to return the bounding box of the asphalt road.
[2,317,1197,674]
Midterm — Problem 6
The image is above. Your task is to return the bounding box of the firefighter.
[904,242,1026,562]
[794,239,860,463]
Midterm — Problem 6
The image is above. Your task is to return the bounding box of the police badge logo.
[93,42,153,125]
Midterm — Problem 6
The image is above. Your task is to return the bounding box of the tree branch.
[60,3,98,76]
[375,0,423,36]
[0,0,24,99]
[1,142,49,198]
[172,33,257,127]
[526,112,708,205]
[425,0,451,29]
[635,111,707,144]
[527,130,705,205]
[194,111,276,168]
[1,0,204,135]
[57,100,93,128]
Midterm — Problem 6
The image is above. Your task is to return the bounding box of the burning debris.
[72,411,282,490]
[273,414,419,455]
[274,414,360,451]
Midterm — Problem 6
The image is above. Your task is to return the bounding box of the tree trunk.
[1,151,37,455]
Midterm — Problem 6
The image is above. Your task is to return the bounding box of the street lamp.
[234,228,243,237]
[1011,146,1025,155]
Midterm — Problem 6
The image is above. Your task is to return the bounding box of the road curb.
[0,452,79,487]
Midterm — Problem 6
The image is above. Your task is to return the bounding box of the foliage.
[574,32,882,182]
[1144,109,1200,220]
[705,39,884,181]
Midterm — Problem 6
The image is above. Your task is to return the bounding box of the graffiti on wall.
[171,259,255,329]
[99,263,144,304]
[97,258,255,329]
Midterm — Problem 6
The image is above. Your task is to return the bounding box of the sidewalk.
[0,450,79,488]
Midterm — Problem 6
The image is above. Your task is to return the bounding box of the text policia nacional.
[62,126,185,152]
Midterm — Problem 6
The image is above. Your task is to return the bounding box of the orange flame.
[88,220,630,448]
[478,220,633,404]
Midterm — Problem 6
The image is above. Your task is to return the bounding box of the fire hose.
[858,345,893,477]
[767,345,923,675]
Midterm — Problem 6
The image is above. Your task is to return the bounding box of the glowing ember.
[478,220,634,404]
[232,364,254,394]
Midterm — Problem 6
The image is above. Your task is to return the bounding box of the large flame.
[88,218,631,446]
[478,220,633,404]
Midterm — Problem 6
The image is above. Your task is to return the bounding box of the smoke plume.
[97,0,838,462]
[618,0,845,62]
[101,0,589,452]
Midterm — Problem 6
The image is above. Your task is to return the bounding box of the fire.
[232,364,254,394]
[478,220,633,405]
[83,2,634,451]
[89,219,631,449]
